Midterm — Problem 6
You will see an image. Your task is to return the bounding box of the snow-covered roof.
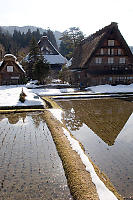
[23,36,68,65]
[66,58,73,67]
[44,54,67,65]
[129,46,133,54]
[0,59,25,73]
[16,62,25,73]
[4,54,17,63]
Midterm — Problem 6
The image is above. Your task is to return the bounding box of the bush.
[19,88,27,103]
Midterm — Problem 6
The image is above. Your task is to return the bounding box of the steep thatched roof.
[0,54,25,73]
[38,36,67,65]
[71,22,133,69]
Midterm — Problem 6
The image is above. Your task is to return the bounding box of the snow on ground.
[49,109,63,123]
[87,84,133,93]
[63,127,117,200]
[31,88,78,96]
[49,108,118,200]
[0,83,133,107]
[0,85,44,107]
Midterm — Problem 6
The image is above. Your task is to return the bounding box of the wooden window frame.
[95,57,102,64]
[108,40,115,46]
[108,57,114,64]
[119,57,126,64]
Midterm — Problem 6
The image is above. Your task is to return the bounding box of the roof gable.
[0,54,25,73]
[71,22,133,69]
[24,36,67,65]
[38,36,58,55]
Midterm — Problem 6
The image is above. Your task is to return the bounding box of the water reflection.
[1,112,46,127]
[0,112,72,200]
[58,99,133,146]
[57,98,133,198]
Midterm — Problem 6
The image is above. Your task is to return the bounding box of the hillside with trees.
[0,27,58,61]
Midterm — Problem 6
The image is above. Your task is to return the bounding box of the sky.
[0,0,133,45]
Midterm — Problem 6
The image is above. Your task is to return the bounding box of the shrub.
[19,88,27,103]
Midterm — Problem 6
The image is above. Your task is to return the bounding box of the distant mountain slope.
[1,26,62,47]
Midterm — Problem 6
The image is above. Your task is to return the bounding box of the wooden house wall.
[0,61,24,85]
[82,36,133,86]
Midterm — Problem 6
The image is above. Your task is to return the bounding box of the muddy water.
[57,98,133,199]
[0,112,72,200]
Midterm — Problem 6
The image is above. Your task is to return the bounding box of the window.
[95,57,102,64]
[119,57,125,64]
[7,66,13,72]
[100,48,104,55]
[108,57,114,64]
[118,49,121,55]
[108,49,111,55]
[111,49,114,55]
[108,49,114,55]
[108,40,115,46]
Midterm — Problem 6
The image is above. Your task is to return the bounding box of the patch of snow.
[44,54,67,64]
[26,80,43,89]
[65,58,72,67]
[49,109,63,123]
[0,61,2,66]
[4,54,17,60]
[71,108,75,113]
[62,127,118,200]
[32,88,77,96]
[51,79,62,83]
[86,84,133,93]
[0,85,44,107]
[16,62,25,73]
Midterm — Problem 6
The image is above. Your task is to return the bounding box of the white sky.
[0,0,133,45]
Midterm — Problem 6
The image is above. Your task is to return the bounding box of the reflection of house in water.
[7,113,26,124]
[58,99,133,145]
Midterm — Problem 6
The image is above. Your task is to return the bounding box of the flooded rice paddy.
[57,98,133,199]
[0,112,72,200]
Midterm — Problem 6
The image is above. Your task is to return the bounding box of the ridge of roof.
[82,22,118,45]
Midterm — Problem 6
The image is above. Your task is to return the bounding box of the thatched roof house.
[24,36,67,79]
[70,22,133,87]
[38,36,67,66]
[0,54,25,85]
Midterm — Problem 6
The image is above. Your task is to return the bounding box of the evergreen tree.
[26,37,50,82]
[33,54,49,84]
[27,37,39,79]
[59,27,84,59]
[47,29,58,49]
[0,43,5,60]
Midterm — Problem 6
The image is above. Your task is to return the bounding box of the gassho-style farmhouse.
[69,22,133,87]
[0,22,133,87]
[0,54,25,85]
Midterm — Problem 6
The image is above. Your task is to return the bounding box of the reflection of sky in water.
[70,114,133,198]
[117,112,133,144]
[57,99,133,198]
[0,112,72,200]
